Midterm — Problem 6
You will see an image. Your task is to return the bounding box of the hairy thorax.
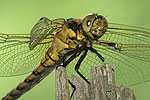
[51,18,86,56]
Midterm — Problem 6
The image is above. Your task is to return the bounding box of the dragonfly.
[1,13,150,100]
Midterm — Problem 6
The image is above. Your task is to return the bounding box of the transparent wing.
[0,17,65,77]
[93,23,150,86]
[29,17,65,50]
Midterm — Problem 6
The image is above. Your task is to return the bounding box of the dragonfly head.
[82,14,108,40]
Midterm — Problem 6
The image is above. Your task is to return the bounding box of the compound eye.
[82,14,95,32]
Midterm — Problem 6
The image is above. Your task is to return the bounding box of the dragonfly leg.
[100,42,121,51]
[59,48,85,98]
[61,47,84,68]
[87,47,104,62]
[68,79,76,99]
[63,52,79,68]
[74,49,90,84]
[56,49,78,69]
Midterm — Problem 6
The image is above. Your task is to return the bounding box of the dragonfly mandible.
[1,13,150,100]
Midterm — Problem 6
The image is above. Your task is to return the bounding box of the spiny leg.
[60,47,84,98]
[56,47,83,69]
[87,47,104,62]
[66,49,89,98]
[60,52,79,99]
[64,52,78,99]
[62,47,84,67]
[68,80,76,99]
[99,42,121,51]
[63,52,80,68]
[74,49,90,84]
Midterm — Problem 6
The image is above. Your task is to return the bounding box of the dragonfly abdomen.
[2,50,62,100]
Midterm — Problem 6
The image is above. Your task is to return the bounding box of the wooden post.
[55,63,136,100]
[56,67,70,100]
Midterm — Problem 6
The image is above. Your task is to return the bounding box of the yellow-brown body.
[2,18,86,100]
[2,13,108,100]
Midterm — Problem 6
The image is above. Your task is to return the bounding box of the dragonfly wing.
[0,33,49,76]
[92,23,150,86]
[0,18,65,77]
[29,17,65,50]
[101,23,150,61]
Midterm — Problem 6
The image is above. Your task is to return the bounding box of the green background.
[0,0,150,100]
